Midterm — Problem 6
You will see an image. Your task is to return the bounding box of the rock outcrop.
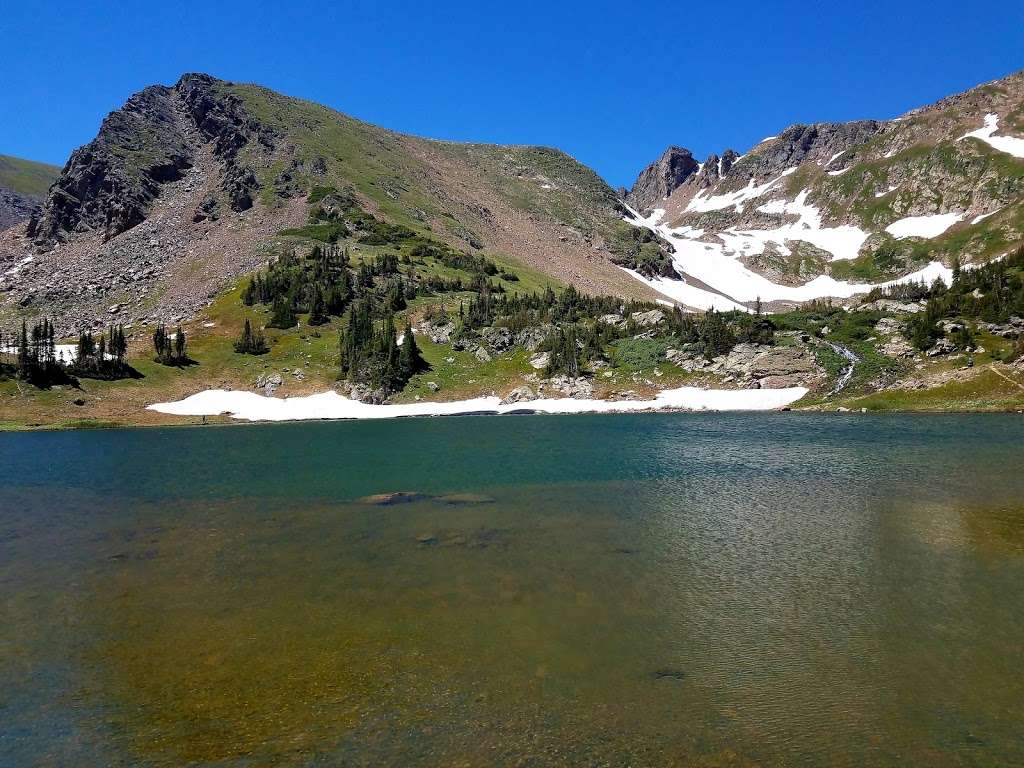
[0,187,41,231]
[627,146,699,212]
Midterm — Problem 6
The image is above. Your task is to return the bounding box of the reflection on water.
[1,414,1023,766]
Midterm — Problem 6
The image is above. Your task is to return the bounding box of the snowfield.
[960,113,1024,159]
[622,204,952,310]
[148,385,810,422]
[885,213,963,239]
[685,168,797,213]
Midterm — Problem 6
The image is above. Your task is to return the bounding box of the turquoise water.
[1,413,1023,766]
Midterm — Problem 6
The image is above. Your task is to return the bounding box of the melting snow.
[148,385,809,422]
[621,200,955,309]
[875,185,899,198]
[685,168,797,213]
[971,209,1001,225]
[885,213,963,239]
[959,113,1024,159]
[824,150,846,168]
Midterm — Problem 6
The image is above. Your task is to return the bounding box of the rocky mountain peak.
[730,120,882,183]
[25,72,274,249]
[627,146,699,212]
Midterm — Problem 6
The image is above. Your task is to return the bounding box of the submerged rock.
[359,491,432,506]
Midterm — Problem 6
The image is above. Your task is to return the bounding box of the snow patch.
[971,209,1001,225]
[885,213,963,239]
[148,386,809,422]
[621,203,955,309]
[959,113,1024,159]
[685,168,797,213]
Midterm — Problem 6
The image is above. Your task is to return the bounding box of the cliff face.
[26,74,277,246]
[627,146,699,212]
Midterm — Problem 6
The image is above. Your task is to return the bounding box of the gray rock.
[422,320,456,344]
[544,375,594,399]
[630,309,665,327]
[627,147,700,212]
[255,372,283,396]
[927,338,956,356]
[480,326,513,352]
[501,386,536,404]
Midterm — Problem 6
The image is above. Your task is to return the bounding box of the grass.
[0,154,61,197]
[832,366,1024,411]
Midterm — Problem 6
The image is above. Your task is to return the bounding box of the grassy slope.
[0,154,61,198]
[217,81,644,277]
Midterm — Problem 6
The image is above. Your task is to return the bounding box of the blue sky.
[3,0,1023,187]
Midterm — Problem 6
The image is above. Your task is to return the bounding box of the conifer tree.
[399,323,425,378]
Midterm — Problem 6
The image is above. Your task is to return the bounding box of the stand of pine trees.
[339,298,426,394]
[69,325,133,379]
[904,246,1024,350]
[153,323,189,366]
[0,319,137,387]
[234,319,269,355]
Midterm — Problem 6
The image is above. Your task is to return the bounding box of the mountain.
[624,69,1024,310]
[0,154,61,230]
[4,70,1024,333]
[0,73,664,333]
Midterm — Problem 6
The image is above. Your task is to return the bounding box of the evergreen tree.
[234,319,269,354]
[268,296,297,329]
[307,284,328,326]
[174,326,187,361]
[399,323,425,378]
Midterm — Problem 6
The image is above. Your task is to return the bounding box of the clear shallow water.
[1,413,1023,766]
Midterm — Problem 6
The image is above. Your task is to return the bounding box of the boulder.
[422,320,456,344]
[501,386,536,404]
[514,325,552,351]
[529,351,550,370]
[480,326,513,352]
[254,372,283,396]
[927,338,956,356]
[881,336,915,358]
[630,309,665,327]
[544,375,594,399]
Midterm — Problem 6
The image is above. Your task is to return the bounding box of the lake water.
[1,414,1023,766]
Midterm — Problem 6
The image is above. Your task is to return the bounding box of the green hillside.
[0,153,61,198]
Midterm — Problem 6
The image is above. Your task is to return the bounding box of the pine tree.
[234,319,269,354]
[307,284,328,326]
[174,326,186,361]
[399,323,425,378]
[268,296,297,329]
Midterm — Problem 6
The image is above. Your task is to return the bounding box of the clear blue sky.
[3,0,1022,188]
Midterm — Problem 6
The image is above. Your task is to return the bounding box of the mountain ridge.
[622,68,1024,309]
[1,73,665,334]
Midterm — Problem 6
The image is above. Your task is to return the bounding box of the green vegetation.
[233,319,269,355]
[153,323,189,366]
[0,320,133,388]
[0,153,60,197]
